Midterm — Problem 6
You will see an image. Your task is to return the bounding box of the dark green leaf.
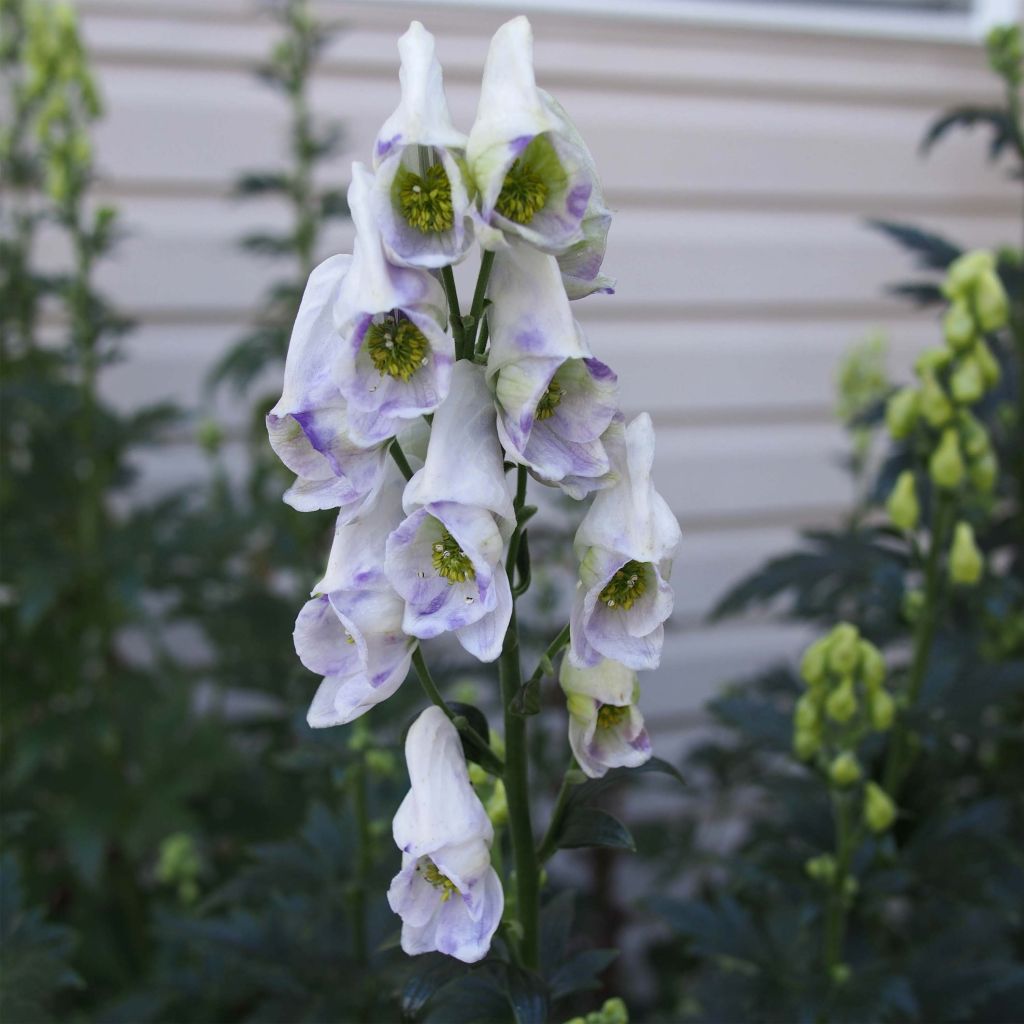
[506,966,548,1024]
[920,105,1014,160]
[548,948,618,1000]
[555,806,635,853]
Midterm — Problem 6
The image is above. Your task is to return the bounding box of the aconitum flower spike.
[372,21,475,269]
[466,16,594,254]
[385,361,515,662]
[387,707,503,963]
[570,414,681,670]
[487,241,618,497]
[333,163,453,445]
[266,253,391,515]
[560,657,652,779]
[296,469,415,727]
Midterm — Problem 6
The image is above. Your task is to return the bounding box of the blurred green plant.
[642,25,1024,1023]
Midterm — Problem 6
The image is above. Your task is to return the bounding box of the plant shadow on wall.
[640,26,1024,1024]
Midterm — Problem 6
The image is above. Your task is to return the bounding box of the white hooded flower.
[372,21,475,268]
[570,414,681,670]
[560,657,652,779]
[385,362,515,663]
[487,241,618,497]
[295,469,415,726]
[267,253,391,515]
[333,163,454,445]
[387,706,503,963]
[466,16,596,254]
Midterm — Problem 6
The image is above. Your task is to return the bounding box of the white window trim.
[404,0,1021,43]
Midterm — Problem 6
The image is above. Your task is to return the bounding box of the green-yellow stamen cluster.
[397,162,454,234]
[536,379,564,420]
[599,561,648,610]
[421,859,458,902]
[432,527,476,584]
[496,158,548,224]
[366,317,429,382]
[597,704,629,730]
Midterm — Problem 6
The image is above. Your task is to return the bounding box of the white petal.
[560,656,636,705]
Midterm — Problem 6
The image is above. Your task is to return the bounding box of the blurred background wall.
[71,0,1017,753]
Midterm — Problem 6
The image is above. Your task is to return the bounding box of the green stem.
[500,465,540,968]
[389,437,414,481]
[525,622,571,691]
[411,647,504,774]
[882,492,956,795]
[536,759,579,863]
[824,792,857,983]
[466,249,495,353]
[474,316,490,359]
[441,266,466,358]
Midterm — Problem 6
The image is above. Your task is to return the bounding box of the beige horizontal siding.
[60,0,1013,719]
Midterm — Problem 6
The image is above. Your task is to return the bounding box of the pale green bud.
[969,451,998,495]
[794,725,821,761]
[915,346,952,375]
[485,778,508,827]
[858,641,885,690]
[886,471,919,531]
[800,637,830,687]
[830,751,862,787]
[919,373,953,428]
[975,269,1009,332]
[973,339,1001,388]
[902,588,925,623]
[805,853,837,883]
[929,428,964,490]
[794,692,820,731]
[943,249,995,300]
[950,521,983,585]
[959,412,990,459]
[599,998,629,1024]
[825,678,857,724]
[950,357,984,405]
[943,300,976,350]
[864,782,897,833]
[827,624,860,676]
[885,387,919,439]
[831,964,852,986]
[868,688,895,731]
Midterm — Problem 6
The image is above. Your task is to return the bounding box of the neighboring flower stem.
[882,491,956,795]
[823,791,859,984]
[441,265,466,356]
[536,757,579,864]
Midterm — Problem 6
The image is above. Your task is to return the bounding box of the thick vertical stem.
[823,793,854,976]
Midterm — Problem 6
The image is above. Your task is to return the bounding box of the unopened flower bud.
[826,678,857,724]
[943,300,975,350]
[919,373,953,428]
[959,412,990,459]
[800,637,830,687]
[950,521,983,585]
[886,471,919,531]
[902,588,925,623]
[826,624,860,676]
[885,387,919,439]
[858,641,885,690]
[915,347,952,375]
[864,781,896,833]
[365,749,397,776]
[599,997,629,1024]
[972,339,1001,388]
[868,687,895,731]
[969,451,998,494]
[805,853,837,883]
[830,751,862,787]
[975,269,1008,332]
[943,249,995,300]
[929,428,964,490]
[831,964,852,986]
[794,726,821,761]
[950,357,984,405]
[794,692,820,731]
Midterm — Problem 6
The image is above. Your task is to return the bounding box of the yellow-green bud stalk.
[919,373,953,428]
[974,269,1008,332]
[886,471,919,531]
[829,751,862,787]
[949,521,983,585]
[885,387,919,439]
[794,726,821,761]
[825,678,857,724]
[794,692,820,731]
[943,250,995,300]
[929,428,964,490]
[863,782,897,833]
[943,300,976,350]
[959,412,990,459]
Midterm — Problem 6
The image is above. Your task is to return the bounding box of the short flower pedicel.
[268,15,681,970]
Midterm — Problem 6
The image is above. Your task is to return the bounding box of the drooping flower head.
[570,414,681,670]
[266,253,391,514]
[560,657,652,779]
[487,241,618,497]
[296,469,416,727]
[387,706,503,963]
[372,21,475,268]
[466,16,595,254]
[333,162,454,445]
[385,362,515,662]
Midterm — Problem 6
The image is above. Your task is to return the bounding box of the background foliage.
[1,3,1021,1022]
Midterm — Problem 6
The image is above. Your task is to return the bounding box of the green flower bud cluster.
[986,24,1022,86]
[565,997,629,1024]
[884,251,1007,508]
[795,624,898,832]
[155,832,203,905]
[468,761,509,827]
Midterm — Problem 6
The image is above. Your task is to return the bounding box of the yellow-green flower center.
[496,158,548,224]
[421,859,458,902]
[597,704,630,729]
[365,316,429,382]
[599,560,648,610]
[536,379,564,420]
[397,162,454,234]
[431,527,476,584]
